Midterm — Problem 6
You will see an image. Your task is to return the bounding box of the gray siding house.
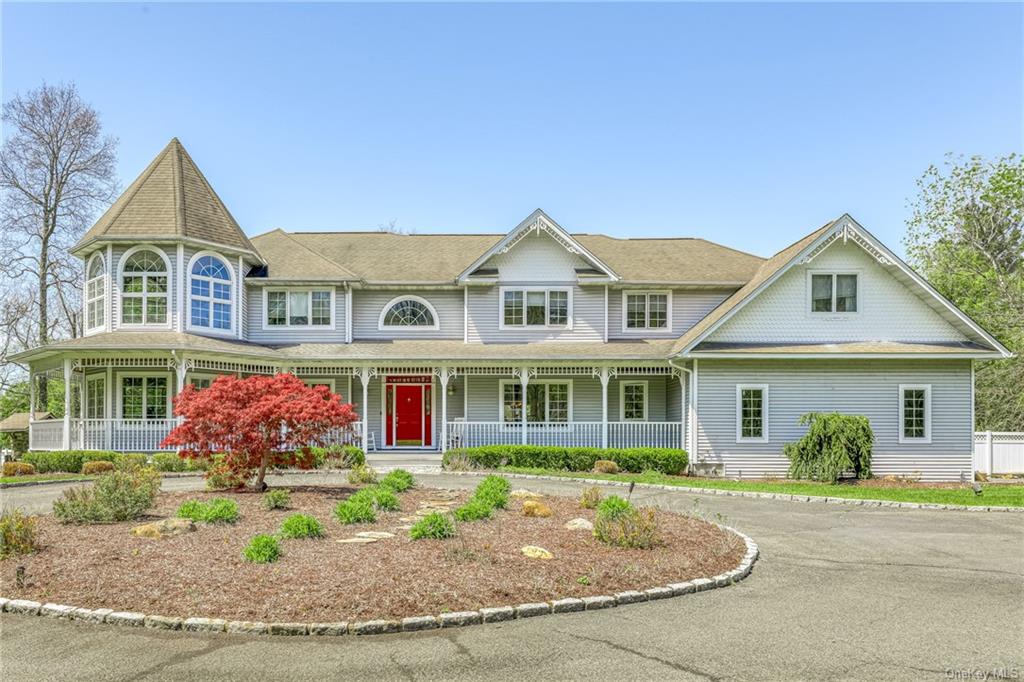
[13,139,1012,480]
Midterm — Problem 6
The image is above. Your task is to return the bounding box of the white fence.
[973,432,1024,475]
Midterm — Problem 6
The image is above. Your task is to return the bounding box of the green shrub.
[579,486,603,509]
[53,467,160,524]
[0,509,38,558]
[453,498,493,522]
[784,412,874,483]
[409,512,456,540]
[593,507,660,549]
[22,450,156,474]
[347,464,378,485]
[114,453,149,470]
[334,495,377,524]
[151,452,205,472]
[243,534,281,563]
[205,461,247,490]
[3,461,36,477]
[596,495,633,521]
[473,475,511,509]
[176,498,240,523]
[379,469,415,492]
[367,485,400,511]
[442,445,687,475]
[82,460,114,475]
[280,513,324,539]
[263,489,291,510]
[309,444,366,469]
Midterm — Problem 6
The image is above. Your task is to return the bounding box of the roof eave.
[71,235,266,264]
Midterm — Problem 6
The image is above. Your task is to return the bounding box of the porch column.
[597,367,610,449]
[29,369,36,415]
[678,371,688,454]
[357,367,373,452]
[437,367,453,453]
[175,357,187,395]
[62,358,72,450]
[519,366,530,445]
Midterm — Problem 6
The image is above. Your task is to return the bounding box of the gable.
[480,229,591,281]
[705,240,970,344]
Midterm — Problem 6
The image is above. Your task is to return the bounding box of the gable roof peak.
[73,138,260,258]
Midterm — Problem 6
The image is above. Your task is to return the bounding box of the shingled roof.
[73,138,258,256]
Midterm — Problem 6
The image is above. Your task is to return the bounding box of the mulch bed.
[0,484,744,622]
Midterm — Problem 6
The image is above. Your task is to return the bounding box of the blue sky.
[3,2,1021,258]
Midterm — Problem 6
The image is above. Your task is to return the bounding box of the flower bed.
[0,483,745,623]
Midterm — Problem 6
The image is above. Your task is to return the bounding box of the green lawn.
[498,467,1024,508]
[0,473,93,485]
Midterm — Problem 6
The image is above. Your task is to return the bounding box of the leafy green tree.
[905,154,1023,430]
[0,380,68,452]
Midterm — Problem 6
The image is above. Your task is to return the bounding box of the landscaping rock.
[352,620,400,635]
[268,622,308,636]
[522,501,553,518]
[145,615,183,630]
[0,598,8,611]
[521,545,554,560]
[183,617,226,632]
[336,537,379,544]
[691,577,714,592]
[40,603,75,619]
[227,621,269,635]
[5,599,41,615]
[309,622,348,636]
[131,518,196,539]
[645,587,674,600]
[355,531,395,539]
[107,611,146,627]
[510,489,543,500]
[439,611,482,628]
[582,595,616,610]
[614,590,648,605]
[515,602,551,618]
[668,582,696,596]
[399,516,419,523]
[70,607,97,620]
[80,607,113,622]
[479,606,515,623]
[551,598,585,613]
[401,616,439,632]
[564,517,594,530]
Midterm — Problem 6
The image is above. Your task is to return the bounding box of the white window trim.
[187,372,219,389]
[898,384,932,444]
[261,287,335,330]
[301,377,336,393]
[84,252,107,335]
[620,290,673,333]
[806,270,861,317]
[498,286,574,330]
[736,384,769,443]
[377,295,441,331]
[85,374,106,420]
[186,250,236,337]
[117,372,172,420]
[619,380,649,421]
[498,379,574,424]
[118,245,173,330]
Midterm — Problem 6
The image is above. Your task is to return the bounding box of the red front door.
[386,378,433,447]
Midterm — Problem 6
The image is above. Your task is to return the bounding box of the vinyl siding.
[708,241,968,343]
[245,285,347,344]
[352,289,463,340]
[608,289,733,340]
[466,284,604,343]
[695,359,973,481]
[482,230,590,281]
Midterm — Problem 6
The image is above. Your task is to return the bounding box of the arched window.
[120,248,169,325]
[190,254,233,331]
[85,254,106,333]
[379,296,439,329]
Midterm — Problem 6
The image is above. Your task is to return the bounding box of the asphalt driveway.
[1,473,1021,681]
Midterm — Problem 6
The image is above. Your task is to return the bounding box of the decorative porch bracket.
[434,367,458,453]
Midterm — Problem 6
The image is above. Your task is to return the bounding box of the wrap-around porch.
[27,355,692,454]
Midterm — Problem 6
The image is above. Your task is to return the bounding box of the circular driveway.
[1,472,1022,681]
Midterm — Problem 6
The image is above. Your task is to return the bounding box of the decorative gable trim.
[675,214,1012,358]
[457,209,619,283]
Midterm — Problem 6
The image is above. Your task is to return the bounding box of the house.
[12,139,1012,481]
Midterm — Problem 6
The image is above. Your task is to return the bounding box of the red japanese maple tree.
[161,373,359,489]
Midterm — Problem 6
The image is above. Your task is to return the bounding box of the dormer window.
[85,254,106,333]
[379,296,439,329]
[190,254,233,332]
[120,247,169,326]
[810,273,858,313]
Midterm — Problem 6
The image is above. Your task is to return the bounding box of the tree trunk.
[36,232,50,409]
[254,451,269,491]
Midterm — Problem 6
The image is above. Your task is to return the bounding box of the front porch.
[26,355,692,455]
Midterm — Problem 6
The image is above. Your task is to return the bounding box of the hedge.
[442,445,687,475]
[23,451,148,474]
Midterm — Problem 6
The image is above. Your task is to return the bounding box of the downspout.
[668,358,696,474]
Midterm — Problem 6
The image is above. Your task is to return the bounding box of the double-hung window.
[501,288,571,328]
[810,273,858,313]
[501,381,571,424]
[736,384,768,442]
[85,254,106,333]
[623,291,670,331]
[620,381,648,421]
[85,376,105,420]
[899,384,931,443]
[120,376,169,420]
[265,289,333,328]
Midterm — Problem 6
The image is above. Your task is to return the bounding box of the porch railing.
[28,419,64,450]
[446,421,682,450]
[319,422,363,448]
[76,418,182,452]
